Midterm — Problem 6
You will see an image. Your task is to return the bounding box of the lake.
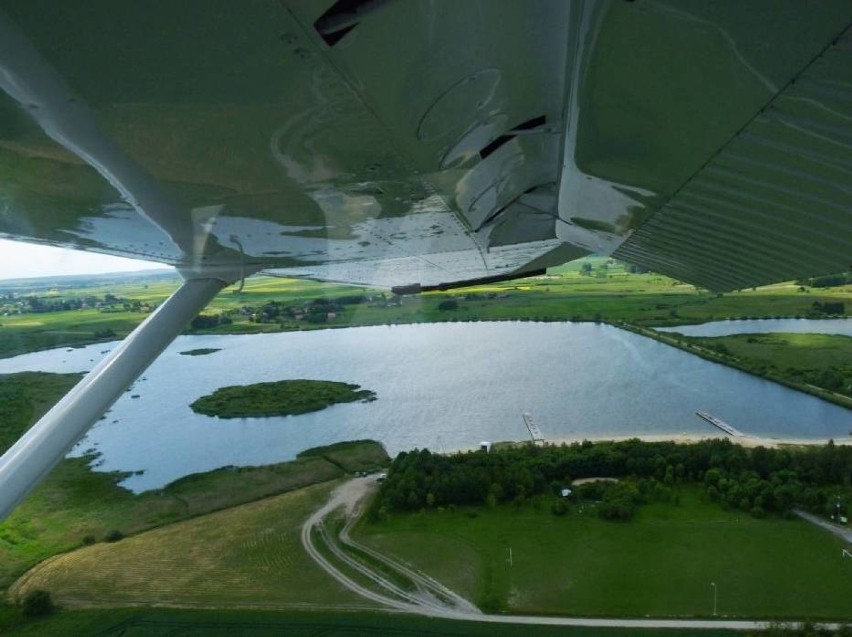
[0,321,848,492]
[655,318,852,337]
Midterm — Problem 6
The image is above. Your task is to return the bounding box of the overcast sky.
[0,238,172,281]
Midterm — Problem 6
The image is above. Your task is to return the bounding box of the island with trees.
[190,379,376,419]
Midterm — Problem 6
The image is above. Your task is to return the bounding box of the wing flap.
[614,27,852,290]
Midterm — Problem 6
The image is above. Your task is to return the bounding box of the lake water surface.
[656,318,852,337]
[0,322,848,492]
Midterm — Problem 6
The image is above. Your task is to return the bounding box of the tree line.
[2,292,147,314]
[371,439,850,521]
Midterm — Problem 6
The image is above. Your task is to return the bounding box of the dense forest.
[371,439,851,522]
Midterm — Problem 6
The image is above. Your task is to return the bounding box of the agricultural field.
[2,259,848,359]
[202,260,849,332]
[0,271,182,357]
[354,487,852,619]
[8,482,365,609]
[0,606,747,637]
[0,307,148,358]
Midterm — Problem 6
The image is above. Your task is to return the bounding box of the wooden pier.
[522,412,545,444]
[696,411,744,437]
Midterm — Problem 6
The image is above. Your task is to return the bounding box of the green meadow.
[355,487,852,619]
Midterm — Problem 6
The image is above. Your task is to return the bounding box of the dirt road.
[794,509,852,543]
[302,478,848,631]
[300,477,478,615]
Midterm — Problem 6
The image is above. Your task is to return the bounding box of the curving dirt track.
[302,478,848,631]
[300,477,477,615]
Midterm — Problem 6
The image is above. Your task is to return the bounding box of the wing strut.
[0,276,228,519]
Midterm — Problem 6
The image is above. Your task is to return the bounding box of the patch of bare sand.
[446,433,851,454]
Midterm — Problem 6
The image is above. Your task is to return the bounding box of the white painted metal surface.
[1,2,844,291]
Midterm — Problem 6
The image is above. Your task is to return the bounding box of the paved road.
[303,478,849,631]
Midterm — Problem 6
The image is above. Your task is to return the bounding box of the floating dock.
[522,412,545,444]
[696,411,744,437]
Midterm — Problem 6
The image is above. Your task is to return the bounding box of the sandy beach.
[450,432,852,454]
[547,432,852,449]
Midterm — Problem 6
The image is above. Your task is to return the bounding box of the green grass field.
[10,479,848,626]
[0,607,746,637]
[0,307,148,358]
[355,487,852,619]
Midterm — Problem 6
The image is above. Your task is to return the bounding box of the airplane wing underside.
[0,0,849,291]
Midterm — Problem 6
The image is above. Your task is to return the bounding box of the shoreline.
[449,432,852,454]
[616,322,852,410]
[546,432,852,449]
